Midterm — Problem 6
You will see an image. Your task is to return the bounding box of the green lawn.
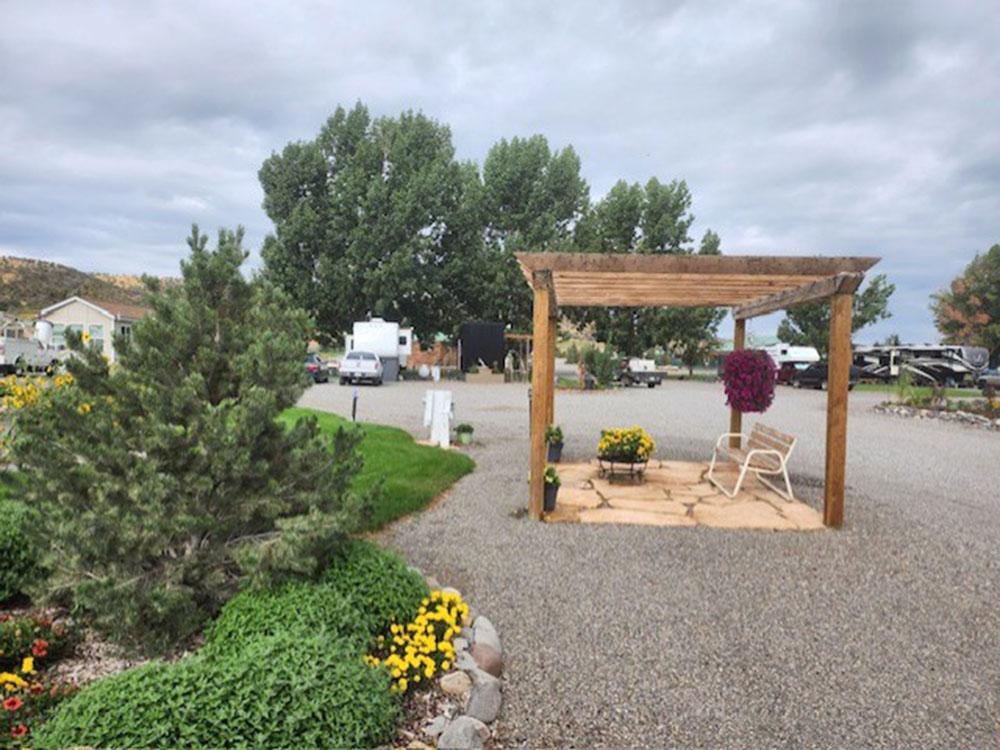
[280,407,474,530]
[852,383,979,398]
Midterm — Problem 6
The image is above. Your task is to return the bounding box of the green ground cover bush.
[36,540,422,749]
[35,632,399,750]
[280,408,474,529]
[204,540,427,660]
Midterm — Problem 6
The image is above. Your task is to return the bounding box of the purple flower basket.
[722,349,777,413]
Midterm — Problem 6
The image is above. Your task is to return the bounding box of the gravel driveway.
[300,379,999,749]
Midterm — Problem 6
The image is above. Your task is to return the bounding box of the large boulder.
[437,716,490,750]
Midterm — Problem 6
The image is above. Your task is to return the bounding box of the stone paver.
[577,507,697,526]
[548,461,823,532]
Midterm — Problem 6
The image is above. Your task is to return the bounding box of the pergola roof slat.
[516,252,879,308]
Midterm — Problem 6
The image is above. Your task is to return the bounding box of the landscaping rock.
[455,650,477,672]
[425,575,441,590]
[437,716,490,750]
[472,616,502,654]
[439,670,472,700]
[423,715,449,739]
[442,586,462,598]
[470,642,503,677]
[465,679,503,723]
[468,666,501,689]
[453,636,470,652]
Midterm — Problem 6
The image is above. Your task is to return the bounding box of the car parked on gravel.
[304,353,329,383]
[339,350,384,385]
[977,368,1000,395]
[776,361,812,385]
[790,362,861,390]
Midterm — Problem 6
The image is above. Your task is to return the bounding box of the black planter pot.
[547,441,564,462]
[543,483,559,512]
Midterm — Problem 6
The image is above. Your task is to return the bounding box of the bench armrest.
[715,432,746,449]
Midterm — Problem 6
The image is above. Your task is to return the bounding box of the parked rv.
[344,318,412,382]
[853,344,988,386]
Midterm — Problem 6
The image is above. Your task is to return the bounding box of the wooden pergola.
[517,252,880,528]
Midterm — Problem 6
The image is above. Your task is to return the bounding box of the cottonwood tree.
[10,226,370,653]
[573,179,725,361]
[931,244,1000,363]
[777,275,895,355]
[479,135,589,329]
[260,103,487,340]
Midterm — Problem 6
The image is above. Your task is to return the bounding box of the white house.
[39,296,147,362]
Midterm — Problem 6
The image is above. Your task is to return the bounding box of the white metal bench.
[707,423,796,501]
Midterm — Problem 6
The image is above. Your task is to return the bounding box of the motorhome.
[853,344,989,386]
[344,318,412,382]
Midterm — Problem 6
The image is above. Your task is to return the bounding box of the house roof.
[40,296,148,321]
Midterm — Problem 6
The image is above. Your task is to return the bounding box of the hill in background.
[0,256,175,317]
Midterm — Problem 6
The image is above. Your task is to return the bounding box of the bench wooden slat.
[752,423,794,446]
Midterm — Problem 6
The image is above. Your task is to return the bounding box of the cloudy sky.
[2,0,998,342]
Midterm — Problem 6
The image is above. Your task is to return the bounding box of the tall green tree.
[11,227,369,653]
[260,103,486,340]
[776,275,895,355]
[931,244,1000,363]
[575,179,724,361]
[480,135,589,328]
[654,230,727,373]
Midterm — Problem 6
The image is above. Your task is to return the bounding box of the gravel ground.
[300,378,1000,749]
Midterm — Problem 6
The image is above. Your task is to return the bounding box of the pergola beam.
[733,273,864,320]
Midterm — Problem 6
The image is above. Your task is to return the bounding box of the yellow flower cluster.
[597,425,656,462]
[366,589,470,695]
[0,671,28,691]
[1,373,74,411]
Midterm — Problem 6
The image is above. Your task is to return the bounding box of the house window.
[119,324,131,339]
[89,324,105,350]
[51,324,83,350]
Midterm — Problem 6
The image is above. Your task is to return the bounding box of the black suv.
[790,362,860,390]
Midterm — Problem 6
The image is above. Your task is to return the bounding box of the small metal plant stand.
[597,457,648,482]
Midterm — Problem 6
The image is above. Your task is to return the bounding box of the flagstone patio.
[544,460,825,531]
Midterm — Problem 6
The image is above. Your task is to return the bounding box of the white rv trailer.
[761,344,821,366]
[344,318,412,382]
[853,344,989,386]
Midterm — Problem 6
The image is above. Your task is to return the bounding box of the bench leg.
[708,455,748,499]
[756,465,795,502]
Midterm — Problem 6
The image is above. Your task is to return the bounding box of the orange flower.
[3,696,22,712]
[31,639,48,657]
[10,723,28,737]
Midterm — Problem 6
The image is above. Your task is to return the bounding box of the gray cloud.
[2,0,998,342]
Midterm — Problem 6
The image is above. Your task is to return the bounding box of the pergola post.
[824,293,853,527]
[545,313,556,426]
[529,271,554,520]
[729,318,746,448]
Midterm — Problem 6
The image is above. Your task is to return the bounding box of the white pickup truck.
[338,350,384,386]
[0,335,60,375]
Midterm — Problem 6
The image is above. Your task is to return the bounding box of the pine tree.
[10,226,370,654]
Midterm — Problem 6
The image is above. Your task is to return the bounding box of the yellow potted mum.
[597,426,656,480]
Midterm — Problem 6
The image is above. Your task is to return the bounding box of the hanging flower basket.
[722,349,777,413]
[596,426,655,480]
